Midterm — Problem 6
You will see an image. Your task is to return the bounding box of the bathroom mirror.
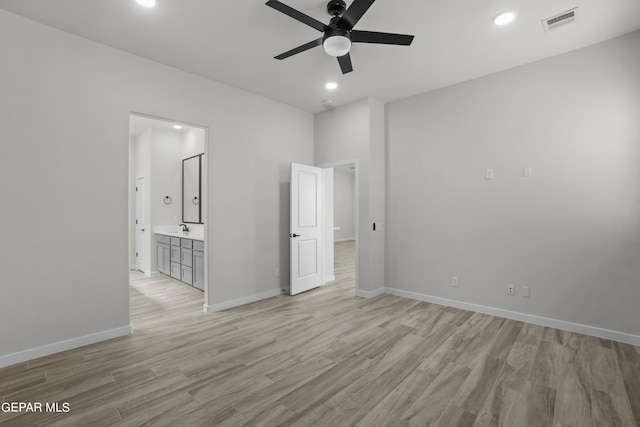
[183,154,203,224]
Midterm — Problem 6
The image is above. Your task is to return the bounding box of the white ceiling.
[1,0,639,113]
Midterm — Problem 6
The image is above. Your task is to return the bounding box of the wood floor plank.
[436,404,477,427]
[553,334,594,427]
[403,361,472,425]
[1,240,638,426]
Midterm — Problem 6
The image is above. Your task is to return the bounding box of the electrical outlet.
[485,168,494,180]
[507,284,515,296]
[522,286,530,298]
[452,276,459,287]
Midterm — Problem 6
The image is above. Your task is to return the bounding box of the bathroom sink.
[155,228,203,241]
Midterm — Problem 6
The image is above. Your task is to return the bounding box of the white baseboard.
[334,238,356,242]
[0,325,132,369]
[355,287,385,299]
[322,275,336,284]
[385,287,640,347]
[204,288,282,313]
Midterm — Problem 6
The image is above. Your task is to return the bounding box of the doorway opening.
[321,160,358,294]
[128,112,209,307]
[289,160,359,296]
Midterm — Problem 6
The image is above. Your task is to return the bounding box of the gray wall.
[386,31,640,337]
[0,9,313,363]
[315,98,386,294]
[130,127,183,274]
[334,170,355,241]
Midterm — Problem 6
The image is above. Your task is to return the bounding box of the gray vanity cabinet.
[156,235,171,275]
[169,237,181,280]
[180,239,193,285]
[193,240,205,291]
[156,233,204,291]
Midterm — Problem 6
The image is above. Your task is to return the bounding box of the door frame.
[128,111,210,309]
[135,176,146,273]
[317,159,360,294]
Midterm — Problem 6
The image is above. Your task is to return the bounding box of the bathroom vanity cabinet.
[156,233,204,291]
[156,236,171,275]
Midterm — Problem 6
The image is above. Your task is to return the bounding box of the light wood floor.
[1,240,639,426]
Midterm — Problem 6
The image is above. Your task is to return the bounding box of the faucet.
[179,223,190,232]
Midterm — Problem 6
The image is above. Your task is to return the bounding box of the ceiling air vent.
[542,7,579,32]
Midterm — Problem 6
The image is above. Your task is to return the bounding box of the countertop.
[154,227,204,241]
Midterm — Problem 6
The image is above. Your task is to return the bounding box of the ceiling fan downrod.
[327,0,346,17]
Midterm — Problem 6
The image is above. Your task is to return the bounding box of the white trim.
[355,288,385,299]
[204,288,282,313]
[334,237,356,242]
[0,325,132,369]
[385,287,640,346]
[322,275,336,284]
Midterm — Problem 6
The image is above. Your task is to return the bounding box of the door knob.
[141,229,145,232]
[290,233,300,238]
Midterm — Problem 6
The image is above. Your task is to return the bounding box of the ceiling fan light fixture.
[323,28,351,57]
[323,35,351,57]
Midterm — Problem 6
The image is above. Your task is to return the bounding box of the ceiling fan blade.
[275,38,323,60]
[265,0,328,32]
[350,30,414,45]
[338,0,375,29]
[337,53,353,74]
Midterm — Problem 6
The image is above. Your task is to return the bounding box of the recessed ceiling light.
[173,125,183,130]
[135,0,156,8]
[493,11,516,26]
[325,82,338,90]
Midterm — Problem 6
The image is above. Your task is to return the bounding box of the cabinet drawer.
[181,238,193,249]
[181,265,193,285]
[156,234,171,245]
[170,237,181,247]
[181,248,193,267]
[193,240,204,252]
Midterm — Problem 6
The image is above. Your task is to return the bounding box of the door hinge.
[136,252,138,257]
[136,219,138,224]
[136,187,138,192]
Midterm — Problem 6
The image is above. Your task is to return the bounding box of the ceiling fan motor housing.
[327,0,346,17]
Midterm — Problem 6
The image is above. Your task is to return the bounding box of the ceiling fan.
[266,0,415,74]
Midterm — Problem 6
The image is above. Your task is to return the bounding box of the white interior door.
[290,163,322,295]
[135,177,146,271]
